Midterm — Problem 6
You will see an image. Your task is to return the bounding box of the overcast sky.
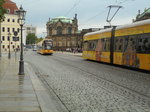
[12,0,149,37]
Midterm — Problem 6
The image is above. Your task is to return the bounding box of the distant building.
[134,8,150,22]
[46,14,82,51]
[81,28,101,36]
[24,25,37,45]
[1,0,21,52]
[25,25,37,35]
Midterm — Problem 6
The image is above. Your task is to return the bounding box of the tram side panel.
[113,24,150,71]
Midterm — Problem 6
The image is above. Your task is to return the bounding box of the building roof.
[136,8,150,20]
[48,16,73,24]
[3,0,18,14]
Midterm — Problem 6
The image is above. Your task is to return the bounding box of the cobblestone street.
[24,51,150,112]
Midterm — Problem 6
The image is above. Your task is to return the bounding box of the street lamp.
[8,32,11,59]
[16,5,26,75]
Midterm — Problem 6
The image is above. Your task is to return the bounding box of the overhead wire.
[79,9,108,27]
[116,0,135,4]
[79,0,135,27]
[65,0,82,16]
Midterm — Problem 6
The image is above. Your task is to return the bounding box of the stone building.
[46,14,82,51]
[24,25,37,45]
[1,0,20,52]
[134,8,150,22]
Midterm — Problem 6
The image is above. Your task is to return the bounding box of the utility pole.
[106,5,122,26]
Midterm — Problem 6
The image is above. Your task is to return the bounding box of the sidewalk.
[0,57,41,112]
[0,57,67,112]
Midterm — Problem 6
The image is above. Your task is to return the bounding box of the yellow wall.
[1,14,20,52]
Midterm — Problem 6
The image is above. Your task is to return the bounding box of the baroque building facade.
[1,0,21,52]
[134,8,150,22]
[46,14,82,51]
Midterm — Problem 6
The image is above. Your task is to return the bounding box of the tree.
[0,0,6,21]
[26,33,37,44]
[36,37,43,43]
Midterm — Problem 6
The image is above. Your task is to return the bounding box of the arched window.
[57,26,62,35]
[68,27,72,34]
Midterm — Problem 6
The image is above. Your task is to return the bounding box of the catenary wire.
[65,0,82,16]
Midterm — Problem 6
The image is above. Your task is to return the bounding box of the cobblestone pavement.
[25,51,150,112]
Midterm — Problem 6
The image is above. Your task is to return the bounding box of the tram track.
[25,52,150,111]
[48,55,150,108]
[28,62,71,112]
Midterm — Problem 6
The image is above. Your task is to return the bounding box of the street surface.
[24,50,150,112]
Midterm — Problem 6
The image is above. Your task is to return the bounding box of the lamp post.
[16,6,26,75]
[8,32,11,59]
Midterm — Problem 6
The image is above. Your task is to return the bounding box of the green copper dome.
[137,8,150,19]
[48,16,73,24]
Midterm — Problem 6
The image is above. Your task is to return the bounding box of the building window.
[57,26,62,35]
[27,27,30,30]
[8,45,9,48]
[3,45,5,49]
[12,28,15,32]
[2,27,5,32]
[68,27,72,34]
[17,19,19,23]
[7,19,10,22]
[18,28,19,33]
[14,10,17,14]
[7,28,10,32]
[6,9,10,14]
[2,36,5,41]
[12,19,15,22]
[7,36,10,41]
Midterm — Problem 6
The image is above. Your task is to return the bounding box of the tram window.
[101,38,110,52]
[137,34,150,53]
[103,39,106,51]
[89,40,97,51]
[114,37,124,52]
[107,39,110,51]
[128,36,136,51]
[83,41,89,51]
[102,39,106,51]
[118,39,123,51]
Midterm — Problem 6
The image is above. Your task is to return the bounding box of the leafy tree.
[0,0,6,21]
[36,37,43,43]
[26,33,37,44]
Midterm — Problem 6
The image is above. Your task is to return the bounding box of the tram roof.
[37,38,52,45]
[84,19,150,37]
[84,28,112,37]
[116,18,150,30]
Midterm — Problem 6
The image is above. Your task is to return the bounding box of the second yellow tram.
[37,39,54,55]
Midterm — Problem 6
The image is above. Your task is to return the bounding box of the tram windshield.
[43,40,53,50]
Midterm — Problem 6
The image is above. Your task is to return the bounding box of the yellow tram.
[83,19,150,71]
[37,39,54,55]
